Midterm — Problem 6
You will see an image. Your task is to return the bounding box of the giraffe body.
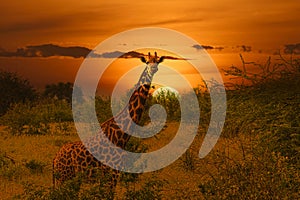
[53,52,164,188]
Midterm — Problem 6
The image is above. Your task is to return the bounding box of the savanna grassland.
[0,54,299,199]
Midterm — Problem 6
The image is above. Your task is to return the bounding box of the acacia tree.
[0,70,36,116]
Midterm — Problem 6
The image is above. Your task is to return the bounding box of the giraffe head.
[140,52,164,75]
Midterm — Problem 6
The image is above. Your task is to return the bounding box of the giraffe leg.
[53,143,76,187]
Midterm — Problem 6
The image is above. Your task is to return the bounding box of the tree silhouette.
[0,70,36,116]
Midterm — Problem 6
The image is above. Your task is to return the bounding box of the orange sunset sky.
[0,0,299,94]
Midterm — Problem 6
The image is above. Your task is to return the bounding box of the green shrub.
[199,145,299,200]
[17,172,115,200]
[14,182,49,200]
[0,99,72,135]
[25,160,46,174]
[124,178,164,200]
[152,89,181,121]
[44,82,73,104]
[199,54,300,199]
[95,96,112,123]
[262,127,300,165]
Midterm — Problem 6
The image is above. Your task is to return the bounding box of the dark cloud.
[159,56,187,60]
[120,51,145,58]
[284,43,300,55]
[89,51,145,59]
[202,45,214,50]
[192,44,225,51]
[0,44,91,58]
[237,45,252,52]
[0,44,147,59]
[215,46,225,51]
[192,44,214,50]
[90,51,187,60]
[0,44,187,60]
[89,51,123,58]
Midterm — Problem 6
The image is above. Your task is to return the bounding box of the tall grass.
[199,54,300,199]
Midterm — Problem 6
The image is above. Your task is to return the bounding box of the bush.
[152,89,181,121]
[17,172,115,200]
[0,70,36,116]
[0,99,72,135]
[44,82,74,104]
[199,143,299,199]
[198,54,300,199]
[95,96,112,123]
[124,178,164,200]
[25,160,46,174]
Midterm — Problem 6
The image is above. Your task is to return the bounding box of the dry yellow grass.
[0,123,250,199]
[0,125,79,199]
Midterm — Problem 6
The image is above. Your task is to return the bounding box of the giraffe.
[53,52,164,188]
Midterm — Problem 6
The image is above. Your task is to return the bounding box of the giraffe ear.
[158,56,164,63]
[140,57,146,63]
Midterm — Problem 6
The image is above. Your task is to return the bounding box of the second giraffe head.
[140,52,164,75]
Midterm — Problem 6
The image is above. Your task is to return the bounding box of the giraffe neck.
[104,66,154,147]
[128,67,153,123]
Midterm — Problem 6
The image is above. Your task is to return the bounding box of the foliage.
[0,99,72,135]
[16,171,115,200]
[0,70,36,116]
[14,182,49,200]
[43,82,74,103]
[95,96,112,123]
[124,178,164,200]
[262,127,300,165]
[152,89,181,121]
[199,54,300,199]
[25,159,46,174]
[199,150,299,200]
[221,53,300,138]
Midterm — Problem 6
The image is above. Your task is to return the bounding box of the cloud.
[0,44,91,58]
[89,51,145,59]
[237,45,252,52]
[89,51,123,58]
[120,51,145,58]
[137,17,203,27]
[215,46,225,51]
[0,44,147,59]
[192,44,214,50]
[192,44,224,51]
[284,43,300,55]
[0,43,221,60]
